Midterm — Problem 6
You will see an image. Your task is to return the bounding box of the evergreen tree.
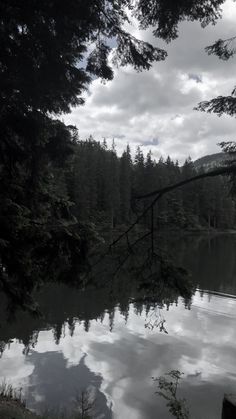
[181,158,199,227]
[0,0,229,309]
[134,146,146,195]
[108,143,120,228]
[68,141,236,232]
[120,145,132,223]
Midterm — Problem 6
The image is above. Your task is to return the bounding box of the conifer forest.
[1,1,236,418]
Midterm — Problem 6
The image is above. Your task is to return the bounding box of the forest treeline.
[2,0,235,311]
[61,136,235,232]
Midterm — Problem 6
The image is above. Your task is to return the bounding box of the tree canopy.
[0,0,232,312]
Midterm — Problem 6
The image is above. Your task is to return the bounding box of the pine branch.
[205,36,236,60]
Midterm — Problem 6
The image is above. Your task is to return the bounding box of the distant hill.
[194,152,230,170]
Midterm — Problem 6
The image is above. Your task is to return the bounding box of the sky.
[64,0,236,163]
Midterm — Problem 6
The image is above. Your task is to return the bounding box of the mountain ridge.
[194,152,229,170]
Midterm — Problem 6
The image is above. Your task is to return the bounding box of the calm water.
[1,234,236,418]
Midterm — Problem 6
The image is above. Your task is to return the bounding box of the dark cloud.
[140,137,159,146]
[188,73,202,83]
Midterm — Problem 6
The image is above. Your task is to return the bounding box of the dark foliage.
[205,36,236,60]
[0,0,228,311]
[154,370,190,419]
[198,33,236,118]
[195,88,236,116]
[219,142,236,195]
[69,139,236,232]
[135,0,224,42]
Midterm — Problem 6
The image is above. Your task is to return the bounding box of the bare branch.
[135,164,236,200]
[91,163,236,280]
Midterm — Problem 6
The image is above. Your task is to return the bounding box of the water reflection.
[0,234,236,418]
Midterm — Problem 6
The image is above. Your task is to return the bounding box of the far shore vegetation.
[0,382,93,419]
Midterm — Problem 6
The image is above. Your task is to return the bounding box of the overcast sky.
[64,0,236,163]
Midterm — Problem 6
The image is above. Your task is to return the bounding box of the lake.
[1,234,236,418]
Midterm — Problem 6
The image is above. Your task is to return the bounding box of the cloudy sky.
[64,0,236,163]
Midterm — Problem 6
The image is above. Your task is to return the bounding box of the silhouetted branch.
[131,231,151,248]
[91,164,236,284]
[109,164,236,250]
[195,93,236,116]
[135,164,236,200]
[113,252,131,277]
[205,36,236,60]
[108,199,158,249]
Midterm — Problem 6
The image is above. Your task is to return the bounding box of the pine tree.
[120,145,132,223]
[0,0,228,309]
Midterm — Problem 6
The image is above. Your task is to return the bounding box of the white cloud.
[63,0,236,162]
[0,341,34,389]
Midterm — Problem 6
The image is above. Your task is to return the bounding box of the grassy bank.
[0,384,92,419]
[0,398,37,418]
[0,397,92,419]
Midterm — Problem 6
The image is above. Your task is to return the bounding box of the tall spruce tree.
[120,145,132,223]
